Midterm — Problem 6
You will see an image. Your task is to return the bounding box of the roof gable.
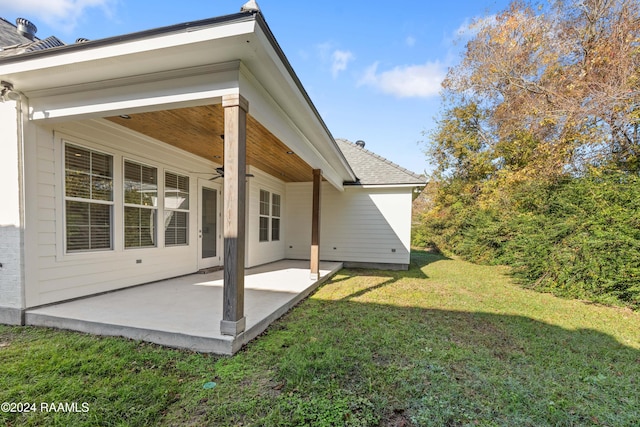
[336,139,424,186]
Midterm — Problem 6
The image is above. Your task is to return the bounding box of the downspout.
[15,93,27,323]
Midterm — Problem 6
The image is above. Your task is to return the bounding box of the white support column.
[220,94,249,336]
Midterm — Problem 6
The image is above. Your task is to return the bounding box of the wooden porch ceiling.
[106,104,314,182]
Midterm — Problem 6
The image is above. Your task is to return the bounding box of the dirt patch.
[382,409,413,427]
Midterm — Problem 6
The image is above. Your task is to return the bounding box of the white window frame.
[123,159,158,249]
[259,189,270,242]
[164,170,190,247]
[271,193,281,241]
[63,142,114,253]
[258,189,282,242]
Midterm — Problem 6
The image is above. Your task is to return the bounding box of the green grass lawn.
[1,251,639,426]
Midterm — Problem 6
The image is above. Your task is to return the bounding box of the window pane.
[259,216,269,242]
[272,218,280,241]
[66,201,89,251]
[64,144,113,253]
[125,161,157,207]
[66,201,111,251]
[65,171,90,198]
[165,172,189,210]
[165,172,178,191]
[66,200,89,225]
[90,204,111,227]
[272,194,281,217]
[141,165,157,206]
[140,228,154,247]
[260,190,270,216]
[65,145,90,173]
[124,161,141,204]
[164,211,188,246]
[125,207,156,248]
[65,144,113,201]
[90,226,111,249]
[174,211,188,227]
[92,176,113,201]
[178,175,189,192]
[91,151,112,177]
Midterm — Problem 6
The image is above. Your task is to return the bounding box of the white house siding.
[246,167,286,267]
[285,182,413,268]
[0,101,25,323]
[23,118,228,307]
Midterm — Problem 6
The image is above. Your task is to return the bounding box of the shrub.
[414,171,640,309]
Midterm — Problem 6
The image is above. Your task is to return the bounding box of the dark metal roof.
[336,139,425,186]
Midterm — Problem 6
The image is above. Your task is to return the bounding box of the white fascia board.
[28,62,241,122]
[239,66,344,191]
[250,24,356,183]
[0,20,256,92]
[345,184,424,189]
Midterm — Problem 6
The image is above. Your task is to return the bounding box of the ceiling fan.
[197,167,255,181]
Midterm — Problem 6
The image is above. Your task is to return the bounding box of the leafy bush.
[414,171,640,309]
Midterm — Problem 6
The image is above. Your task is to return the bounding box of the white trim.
[0,21,257,86]
[30,69,239,122]
[345,184,424,189]
[57,136,117,259]
[122,158,160,250]
[163,169,191,247]
[239,64,351,189]
[197,178,222,270]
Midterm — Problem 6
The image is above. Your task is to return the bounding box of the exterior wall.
[0,101,25,323]
[24,118,226,307]
[285,182,413,267]
[246,167,286,267]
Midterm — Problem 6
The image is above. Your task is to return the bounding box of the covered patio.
[0,11,356,344]
[24,260,342,355]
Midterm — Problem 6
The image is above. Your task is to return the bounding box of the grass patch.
[1,251,639,426]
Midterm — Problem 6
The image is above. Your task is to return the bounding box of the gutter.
[0,13,255,65]
[343,183,426,189]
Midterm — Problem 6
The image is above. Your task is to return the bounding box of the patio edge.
[24,313,236,355]
[237,262,343,352]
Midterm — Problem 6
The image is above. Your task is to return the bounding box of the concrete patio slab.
[25,260,342,355]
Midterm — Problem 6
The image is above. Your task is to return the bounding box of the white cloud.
[331,49,354,78]
[0,0,116,33]
[454,14,497,39]
[315,43,354,78]
[357,61,446,98]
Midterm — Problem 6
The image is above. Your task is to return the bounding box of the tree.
[416,0,640,309]
[436,0,640,178]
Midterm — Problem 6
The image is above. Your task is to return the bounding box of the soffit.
[106,104,314,182]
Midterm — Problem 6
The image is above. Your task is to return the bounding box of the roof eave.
[344,182,426,188]
[0,13,254,65]
[253,14,357,183]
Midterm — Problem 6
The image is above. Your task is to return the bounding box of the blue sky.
[0,0,512,175]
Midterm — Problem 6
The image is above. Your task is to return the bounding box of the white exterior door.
[198,179,222,270]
